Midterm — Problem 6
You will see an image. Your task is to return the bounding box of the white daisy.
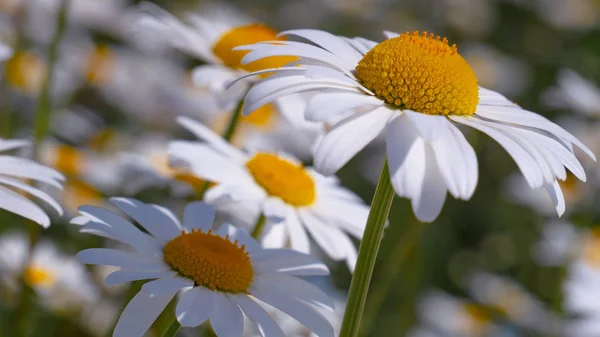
[75,198,335,337]
[233,29,595,222]
[131,3,324,159]
[468,272,557,334]
[0,138,64,227]
[0,232,98,312]
[168,116,370,271]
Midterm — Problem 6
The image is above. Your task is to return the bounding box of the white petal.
[306,92,382,123]
[251,249,329,275]
[252,273,334,310]
[234,296,285,337]
[451,116,543,188]
[250,289,334,337]
[430,123,478,199]
[141,276,194,296]
[285,210,311,254]
[0,185,51,227]
[176,287,214,327]
[386,115,426,200]
[411,146,448,223]
[183,201,215,232]
[298,210,345,260]
[544,180,566,216]
[404,110,450,141]
[279,29,364,65]
[78,205,162,256]
[260,220,287,249]
[176,116,246,162]
[105,270,176,286]
[0,156,64,188]
[113,290,177,337]
[475,101,595,161]
[76,248,164,269]
[109,198,180,244]
[210,292,244,337]
[262,198,288,223]
[0,139,29,152]
[315,107,393,176]
[242,74,360,116]
[168,141,252,185]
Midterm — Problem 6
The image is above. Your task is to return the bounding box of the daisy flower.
[168,117,370,271]
[234,29,596,222]
[0,138,64,227]
[0,232,98,313]
[132,3,324,159]
[75,199,335,337]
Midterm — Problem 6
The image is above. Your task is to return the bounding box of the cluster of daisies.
[1,1,596,337]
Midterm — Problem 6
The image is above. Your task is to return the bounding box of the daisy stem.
[339,161,394,337]
[250,214,266,239]
[32,0,70,156]
[222,96,244,143]
[161,319,181,337]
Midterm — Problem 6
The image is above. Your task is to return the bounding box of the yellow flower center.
[212,24,297,74]
[463,303,492,335]
[355,31,479,116]
[240,103,276,129]
[55,145,82,176]
[245,153,316,207]
[582,227,600,269]
[64,179,103,212]
[84,45,115,86]
[24,265,56,288]
[4,50,47,94]
[163,229,253,293]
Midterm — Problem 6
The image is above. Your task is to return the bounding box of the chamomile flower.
[235,29,595,222]
[75,199,335,337]
[132,3,324,159]
[169,117,370,271]
[0,232,98,313]
[0,138,64,227]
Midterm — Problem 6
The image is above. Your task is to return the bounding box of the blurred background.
[0,0,599,336]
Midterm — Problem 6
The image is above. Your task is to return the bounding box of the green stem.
[360,219,423,335]
[14,3,70,336]
[250,214,266,239]
[339,161,395,337]
[192,96,245,201]
[161,319,181,337]
[222,98,244,142]
[32,0,70,157]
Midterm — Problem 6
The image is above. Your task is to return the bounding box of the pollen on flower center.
[245,153,316,207]
[355,31,479,116]
[24,265,56,288]
[164,229,253,293]
[212,24,297,74]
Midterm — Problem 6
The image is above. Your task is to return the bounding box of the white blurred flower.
[534,0,600,31]
[0,232,99,312]
[468,272,557,334]
[543,69,600,118]
[416,290,496,337]
[531,220,579,266]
